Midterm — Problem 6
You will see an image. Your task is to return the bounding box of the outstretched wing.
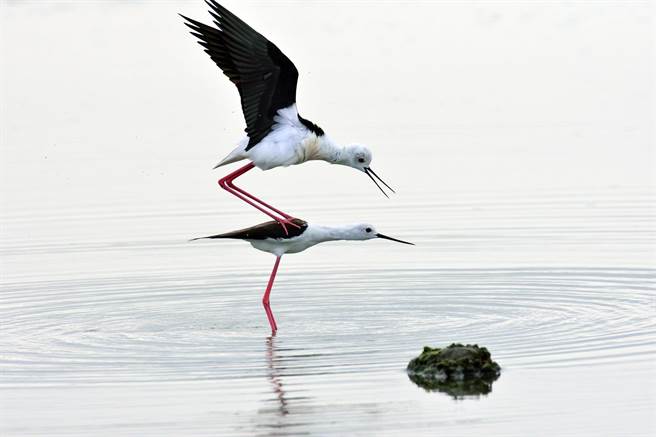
[181,1,299,149]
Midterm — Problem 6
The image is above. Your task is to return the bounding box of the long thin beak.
[364,167,395,198]
[376,233,414,245]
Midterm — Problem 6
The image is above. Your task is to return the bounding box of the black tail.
[189,233,234,242]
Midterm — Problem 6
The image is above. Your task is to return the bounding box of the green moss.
[407,343,501,398]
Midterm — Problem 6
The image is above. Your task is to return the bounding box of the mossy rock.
[407,343,501,398]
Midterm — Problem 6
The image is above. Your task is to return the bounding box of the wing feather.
[191,219,308,241]
[181,1,299,149]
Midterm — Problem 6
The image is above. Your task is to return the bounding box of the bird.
[191,218,413,333]
[180,1,394,235]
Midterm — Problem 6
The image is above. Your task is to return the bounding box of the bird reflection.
[266,334,289,417]
[258,335,316,435]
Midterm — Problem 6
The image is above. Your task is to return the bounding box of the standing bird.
[192,219,413,333]
[181,2,394,235]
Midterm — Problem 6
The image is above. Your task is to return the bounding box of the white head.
[342,144,372,169]
[340,144,395,198]
[340,223,414,245]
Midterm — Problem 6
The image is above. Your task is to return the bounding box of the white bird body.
[216,105,343,171]
[249,223,365,256]
[193,219,413,257]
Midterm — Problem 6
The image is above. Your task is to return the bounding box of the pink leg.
[218,163,300,235]
[262,256,282,333]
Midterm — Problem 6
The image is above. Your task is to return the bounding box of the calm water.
[1,1,654,436]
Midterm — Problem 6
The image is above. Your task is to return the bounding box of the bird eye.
[358,158,365,163]
[365,227,372,233]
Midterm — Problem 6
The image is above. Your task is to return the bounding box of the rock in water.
[407,343,501,398]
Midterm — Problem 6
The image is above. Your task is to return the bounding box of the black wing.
[191,219,308,241]
[181,1,299,149]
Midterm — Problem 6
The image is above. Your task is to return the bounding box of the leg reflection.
[266,335,288,416]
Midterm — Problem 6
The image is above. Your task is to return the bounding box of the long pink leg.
[262,256,282,333]
[218,163,300,235]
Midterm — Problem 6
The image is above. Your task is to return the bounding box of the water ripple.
[1,266,654,385]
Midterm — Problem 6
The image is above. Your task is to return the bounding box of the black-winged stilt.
[181,2,394,234]
[192,219,413,333]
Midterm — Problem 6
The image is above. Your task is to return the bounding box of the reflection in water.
[408,372,499,400]
[258,335,316,436]
[265,335,289,417]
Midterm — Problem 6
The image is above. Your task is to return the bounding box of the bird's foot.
[276,217,301,236]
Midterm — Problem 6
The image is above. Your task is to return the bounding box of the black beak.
[364,167,395,198]
[376,233,414,245]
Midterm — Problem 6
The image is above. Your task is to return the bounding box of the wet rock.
[407,343,501,398]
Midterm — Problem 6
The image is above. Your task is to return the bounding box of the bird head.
[342,144,395,198]
[344,223,414,245]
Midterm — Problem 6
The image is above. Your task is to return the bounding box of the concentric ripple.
[1,266,654,385]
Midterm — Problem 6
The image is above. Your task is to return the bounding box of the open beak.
[364,167,395,198]
[376,233,414,245]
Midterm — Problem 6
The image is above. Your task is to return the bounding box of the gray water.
[1,1,655,436]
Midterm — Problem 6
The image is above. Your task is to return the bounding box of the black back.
[181,1,306,149]
[192,218,308,241]
[298,114,325,136]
